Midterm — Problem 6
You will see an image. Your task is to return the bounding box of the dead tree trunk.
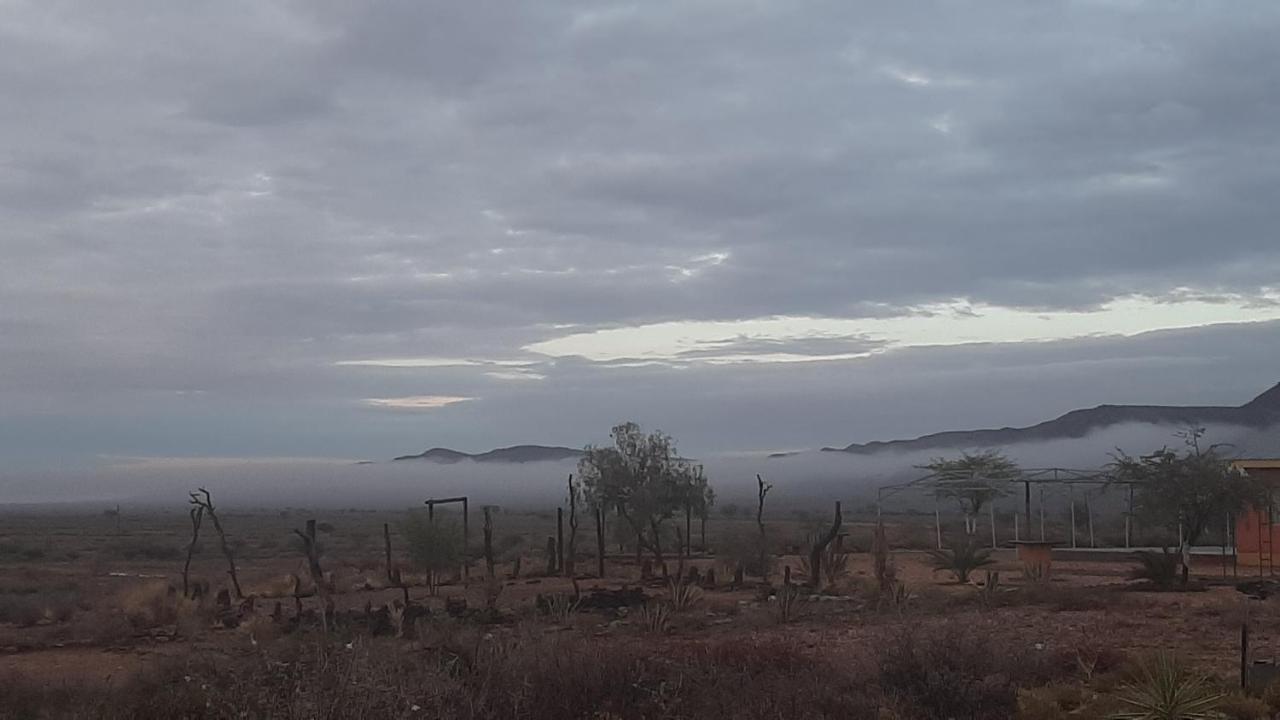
[756,474,773,581]
[685,503,693,558]
[182,506,204,598]
[595,506,606,578]
[294,519,330,633]
[189,488,243,599]
[482,506,496,578]
[564,475,578,577]
[556,507,565,575]
[384,523,408,605]
[807,501,843,588]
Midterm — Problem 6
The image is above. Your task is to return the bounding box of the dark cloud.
[2,1,1279,495]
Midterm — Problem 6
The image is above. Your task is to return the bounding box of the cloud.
[2,1,1280,486]
[363,396,474,410]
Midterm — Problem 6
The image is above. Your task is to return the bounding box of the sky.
[3,1,1280,483]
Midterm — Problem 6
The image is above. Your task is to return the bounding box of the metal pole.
[1070,486,1077,549]
[1014,512,1020,542]
[1039,486,1046,541]
[1023,480,1031,537]
[934,498,943,550]
[989,503,997,549]
[1086,492,1095,548]
[1125,484,1133,548]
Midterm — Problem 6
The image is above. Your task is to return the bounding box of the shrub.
[719,526,773,578]
[403,513,463,580]
[0,585,82,626]
[874,622,1059,720]
[927,538,995,583]
[1130,549,1181,590]
[1217,693,1270,720]
[0,541,46,562]
[104,538,183,561]
[0,633,877,719]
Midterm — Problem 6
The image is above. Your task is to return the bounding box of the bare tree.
[182,504,204,598]
[384,522,409,605]
[294,519,331,632]
[188,488,243,599]
[564,475,580,577]
[482,506,497,579]
[756,474,772,580]
[806,501,842,588]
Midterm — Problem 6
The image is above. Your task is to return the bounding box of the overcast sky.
[3,1,1279,477]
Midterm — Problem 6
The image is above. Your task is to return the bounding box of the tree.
[1111,428,1267,586]
[921,451,1020,536]
[578,422,708,566]
[756,474,772,580]
[402,513,463,594]
[690,467,715,551]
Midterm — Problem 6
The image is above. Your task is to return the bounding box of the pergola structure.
[875,467,1135,550]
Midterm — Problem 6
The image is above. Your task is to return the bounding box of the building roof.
[1233,459,1280,471]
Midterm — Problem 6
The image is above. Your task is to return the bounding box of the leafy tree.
[402,513,463,593]
[578,422,709,565]
[922,450,1020,536]
[1111,428,1267,586]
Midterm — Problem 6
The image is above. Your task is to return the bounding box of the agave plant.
[1109,653,1223,720]
[542,592,580,623]
[798,541,851,588]
[666,573,704,612]
[927,539,995,583]
[638,601,672,634]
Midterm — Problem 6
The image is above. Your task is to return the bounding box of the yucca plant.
[638,601,672,634]
[927,538,995,583]
[1129,548,1180,590]
[1109,653,1223,720]
[798,542,851,588]
[666,572,704,612]
[542,592,580,623]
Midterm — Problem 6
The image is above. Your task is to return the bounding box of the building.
[1233,459,1280,570]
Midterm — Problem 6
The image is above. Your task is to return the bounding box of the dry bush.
[0,583,83,626]
[0,633,877,720]
[103,537,184,562]
[1217,692,1271,720]
[872,621,1064,720]
[116,581,183,629]
[1003,582,1119,612]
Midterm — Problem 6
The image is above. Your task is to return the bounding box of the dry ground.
[0,507,1274,717]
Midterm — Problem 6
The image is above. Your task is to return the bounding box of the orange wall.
[1234,468,1280,567]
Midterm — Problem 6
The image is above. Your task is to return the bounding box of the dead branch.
[189,488,243,599]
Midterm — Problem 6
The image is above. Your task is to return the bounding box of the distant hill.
[392,444,583,464]
[826,381,1280,456]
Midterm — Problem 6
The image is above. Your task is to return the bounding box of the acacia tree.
[922,451,1020,536]
[1111,428,1267,585]
[578,422,708,566]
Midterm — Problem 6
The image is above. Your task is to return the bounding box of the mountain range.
[392,444,583,464]
[389,382,1280,463]
[821,381,1280,456]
